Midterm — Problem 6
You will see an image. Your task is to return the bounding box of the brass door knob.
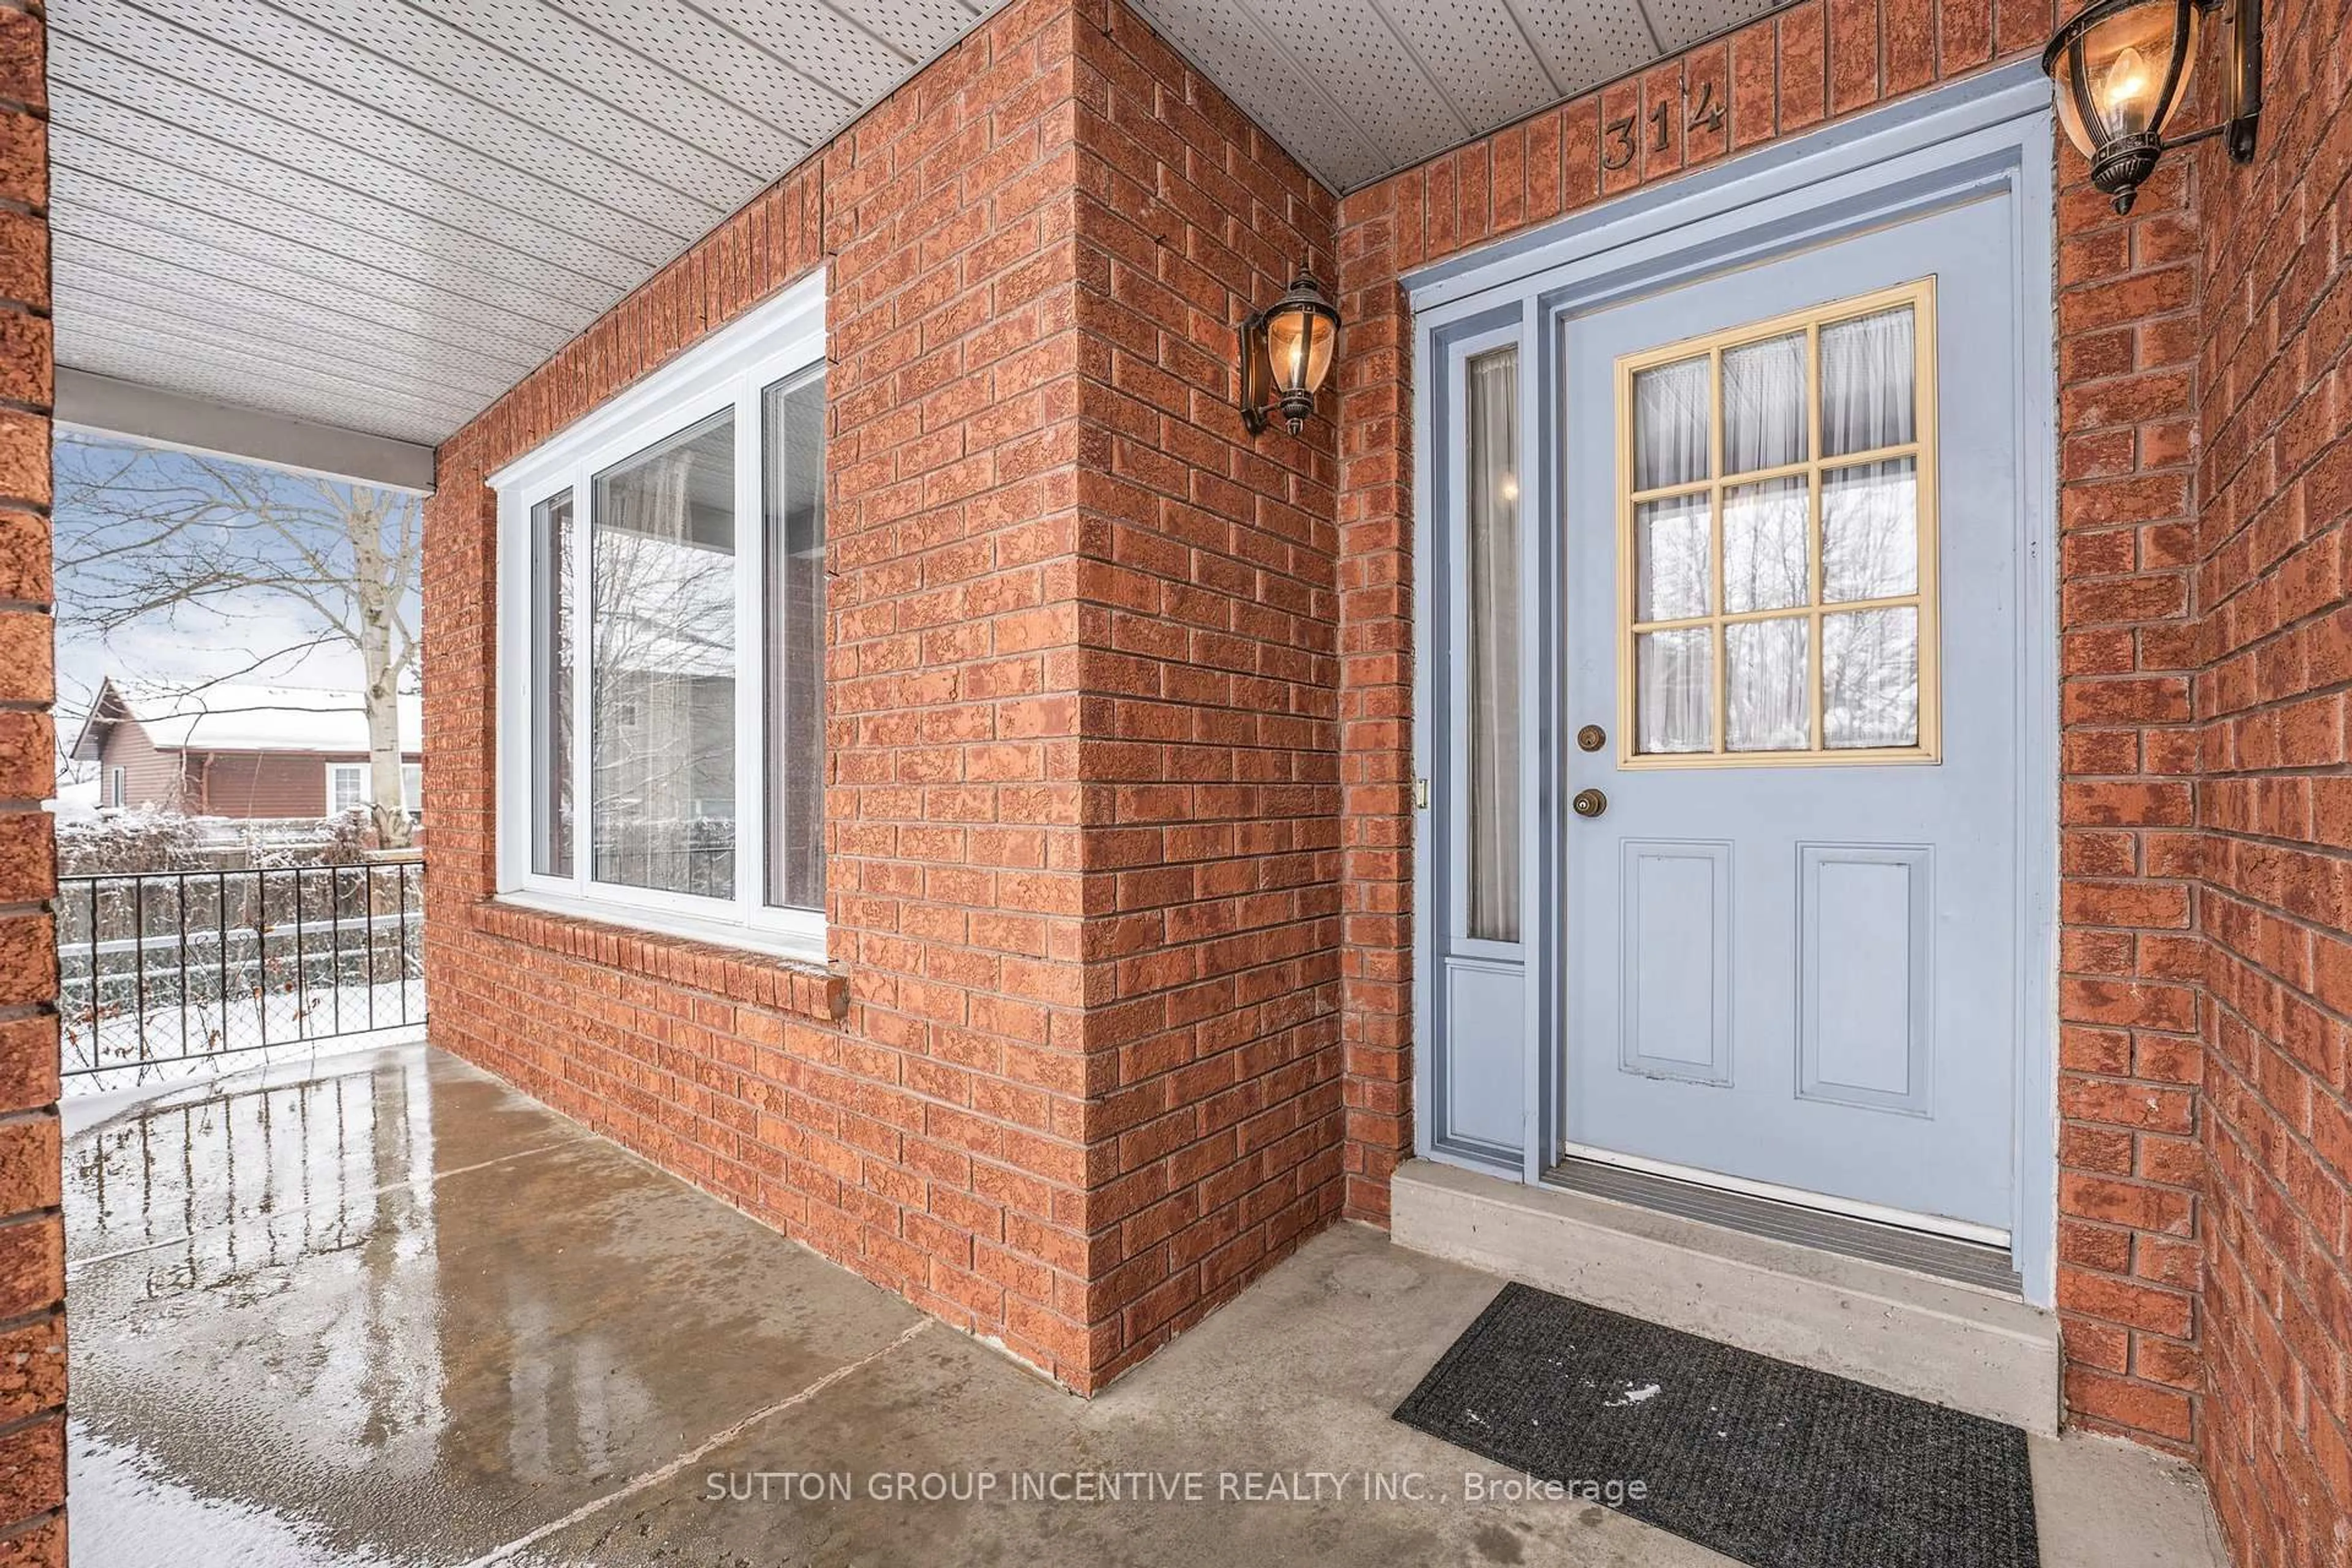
[1572,788,1608,819]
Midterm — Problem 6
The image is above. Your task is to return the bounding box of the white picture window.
[401,763,423,815]
[492,277,827,957]
[326,763,367,815]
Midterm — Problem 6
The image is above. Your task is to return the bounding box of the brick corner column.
[0,0,68,1559]
[1334,180,1419,1224]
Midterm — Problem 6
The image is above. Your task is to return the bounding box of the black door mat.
[1394,1282,2040,1568]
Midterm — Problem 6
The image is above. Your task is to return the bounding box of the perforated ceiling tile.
[1640,0,1766,52]
[1232,0,1468,169]
[50,39,673,280]
[51,234,541,399]
[831,0,1000,58]
[50,108,628,316]
[1125,0,1396,190]
[1513,0,1666,92]
[1376,0,1561,130]
[57,318,470,445]
[138,0,738,231]
[682,0,914,99]
[398,0,812,171]
[262,0,767,200]
[54,169,579,356]
[55,12,707,254]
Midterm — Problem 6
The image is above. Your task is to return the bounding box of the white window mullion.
[733,374,765,922]
[570,456,593,898]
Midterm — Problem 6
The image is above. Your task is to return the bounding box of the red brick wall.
[2192,0,2352,1557]
[425,0,1343,1393]
[0,0,63,1558]
[1065,1,1343,1382]
[1333,0,2209,1452]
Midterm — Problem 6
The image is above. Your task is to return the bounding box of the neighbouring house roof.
[69,679,423,761]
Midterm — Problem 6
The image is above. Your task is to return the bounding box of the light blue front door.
[1559,193,2022,1234]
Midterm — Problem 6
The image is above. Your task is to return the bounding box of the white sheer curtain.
[1722,333,1806,473]
[1634,357,1709,490]
[1822,308,1915,455]
[1465,348,1520,943]
[1821,306,1921,747]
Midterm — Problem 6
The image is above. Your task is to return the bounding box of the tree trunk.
[361,649,410,851]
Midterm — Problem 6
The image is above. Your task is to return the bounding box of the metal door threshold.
[1542,1156,2025,1296]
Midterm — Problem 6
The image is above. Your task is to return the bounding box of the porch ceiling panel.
[1128,0,1786,192]
[47,0,1782,454]
[47,0,1005,449]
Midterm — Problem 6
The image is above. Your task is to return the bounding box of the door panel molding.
[1409,67,2059,1306]
[1618,839,1733,1085]
[1796,842,1934,1117]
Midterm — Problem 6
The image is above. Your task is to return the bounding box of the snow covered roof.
[71,681,422,760]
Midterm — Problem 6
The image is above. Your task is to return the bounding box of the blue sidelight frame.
[1406,62,2061,1306]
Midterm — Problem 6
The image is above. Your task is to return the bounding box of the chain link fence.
[57,858,425,1084]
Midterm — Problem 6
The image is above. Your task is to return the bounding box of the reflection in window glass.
[1635,494,1711,622]
[590,410,737,897]
[1825,607,1920,748]
[530,490,575,876]
[1465,347,1520,943]
[1727,617,1810,752]
[1637,628,1713,753]
[1822,459,1918,603]
[1621,285,1934,759]
[1723,477,1809,614]
[764,370,826,913]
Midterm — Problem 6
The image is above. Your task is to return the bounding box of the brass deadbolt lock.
[1572,788,1608,819]
[1576,724,1606,753]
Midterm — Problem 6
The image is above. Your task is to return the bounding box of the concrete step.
[1390,1157,2061,1434]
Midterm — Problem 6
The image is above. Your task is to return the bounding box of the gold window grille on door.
[1615,278,1941,766]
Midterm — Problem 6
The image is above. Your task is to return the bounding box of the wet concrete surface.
[66,1042,2222,1567]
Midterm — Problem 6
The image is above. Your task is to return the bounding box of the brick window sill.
[470,895,847,1023]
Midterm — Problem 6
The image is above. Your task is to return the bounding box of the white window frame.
[401,762,423,815]
[490,274,826,961]
[106,766,126,809]
[326,761,368,815]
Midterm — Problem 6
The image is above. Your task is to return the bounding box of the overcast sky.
[51,434,424,780]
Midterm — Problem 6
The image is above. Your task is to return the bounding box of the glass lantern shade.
[2046,0,2202,209]
[1241,271,1341,435]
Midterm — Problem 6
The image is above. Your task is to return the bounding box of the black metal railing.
[56,859,426,1082]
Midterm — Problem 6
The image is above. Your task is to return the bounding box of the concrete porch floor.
[64,1043,2226,1567]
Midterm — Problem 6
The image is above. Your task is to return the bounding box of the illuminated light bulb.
[1497,473,1520,505]
[2100,43,2154,131]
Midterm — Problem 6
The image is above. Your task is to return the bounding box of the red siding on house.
[187,750,418,819]
[2192,0,2352,1558]
[0,0,64,1558]
[1332,0,2208,1455]
[89,715,188,812]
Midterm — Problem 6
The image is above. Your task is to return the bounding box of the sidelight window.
[1617,281,1939,764]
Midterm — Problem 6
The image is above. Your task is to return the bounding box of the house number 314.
[1600,81,1727,171]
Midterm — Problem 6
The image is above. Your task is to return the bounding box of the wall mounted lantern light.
[1239,270,1341,435]
[2043,0,2261,214]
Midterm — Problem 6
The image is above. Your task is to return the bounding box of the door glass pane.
[1722,332,1806,474]
[1820,307,1915,457]
[1824,607,1920,748]
[764,369,826,913]
[529,489,575,877]
[1636,628,1713,754]
[1465,347,1520,942]
[1635,494,1711,622]
[1722,477,1808,614]
[1632,355,1709,490]
[590,410,737,898]
[1726,616,1810,751]
[1822,458,1919,603]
